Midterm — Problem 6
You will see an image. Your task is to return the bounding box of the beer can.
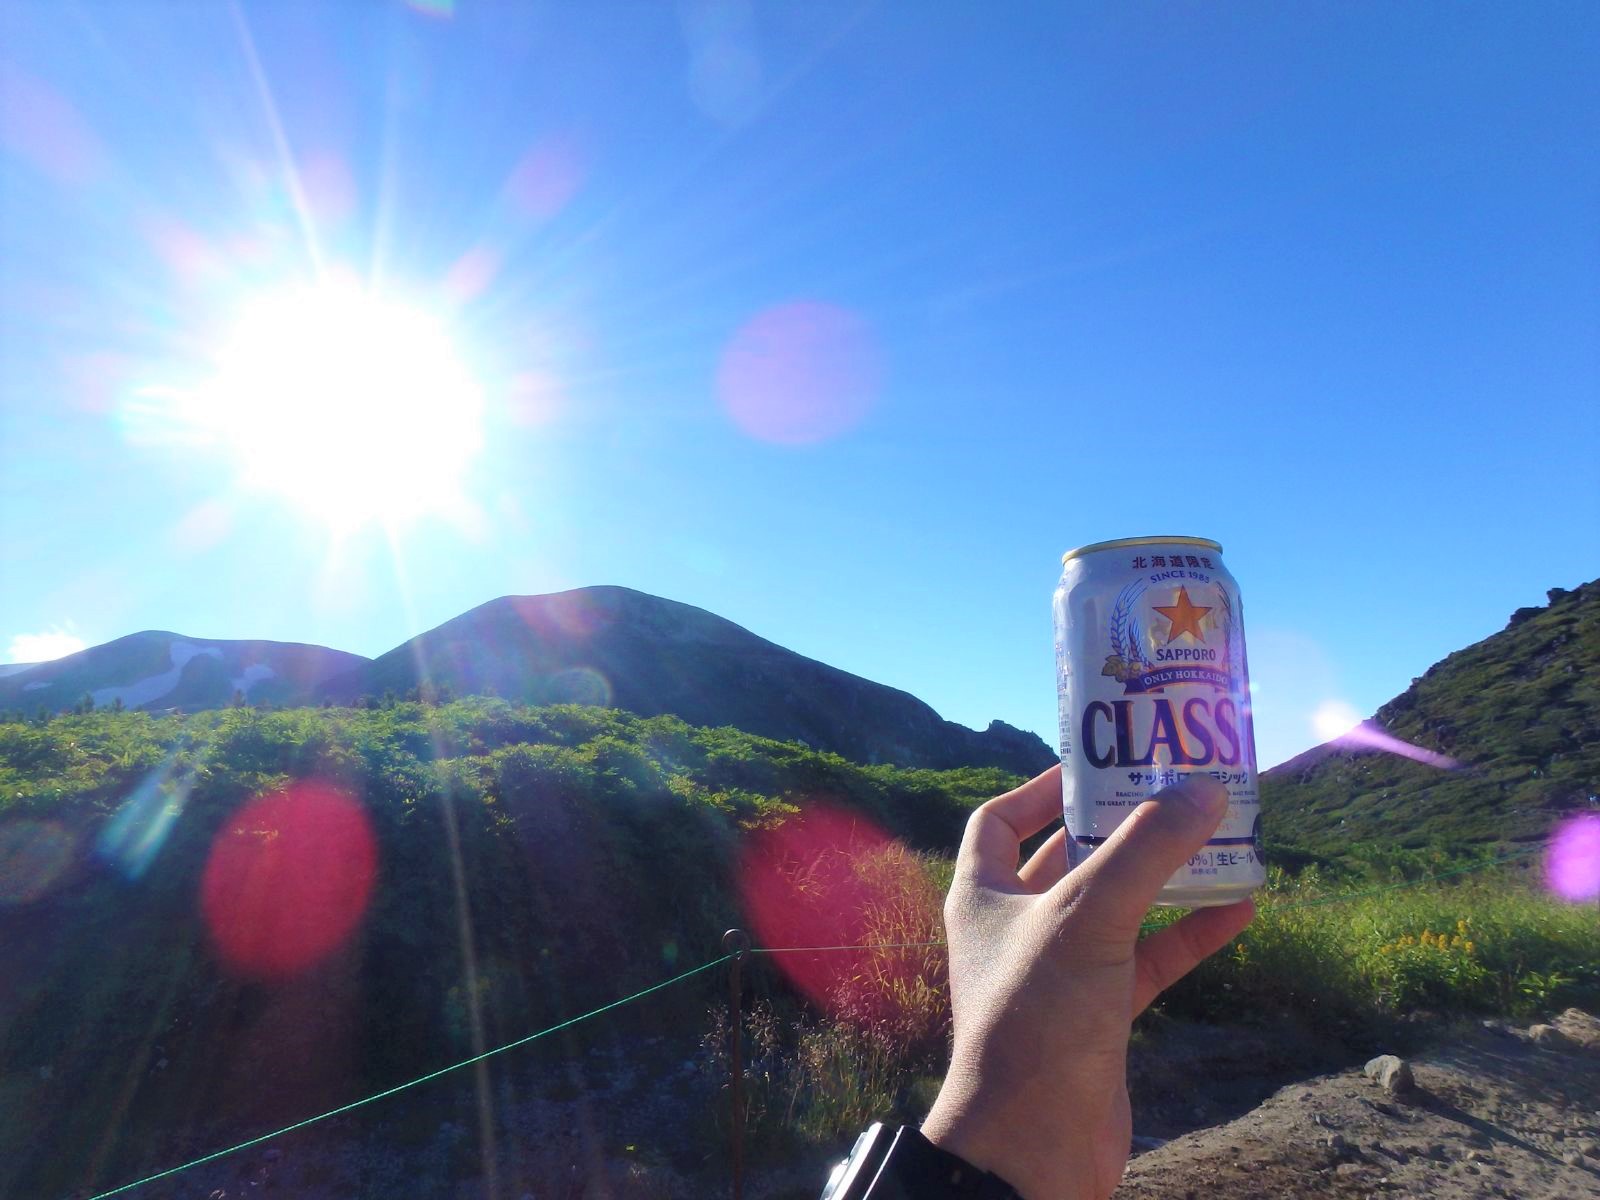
[1053,536,1264,906]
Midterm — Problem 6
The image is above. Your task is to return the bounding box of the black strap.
[826,1124,1023,1200]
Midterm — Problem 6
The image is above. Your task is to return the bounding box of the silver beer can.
[1054,535,1264,907]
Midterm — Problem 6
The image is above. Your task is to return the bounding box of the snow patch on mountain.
[230,663,276,696]
[92,641,222,709]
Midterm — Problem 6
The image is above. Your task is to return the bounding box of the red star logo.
[1154,586,1211,644]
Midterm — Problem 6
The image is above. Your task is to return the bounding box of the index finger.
[958,764,1064,890]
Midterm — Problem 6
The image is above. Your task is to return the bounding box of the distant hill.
[317,586,1054,776]
[1262,580,1599,856]
[0,632,368,715]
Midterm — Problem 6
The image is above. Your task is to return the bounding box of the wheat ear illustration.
[1216,585,1234,670]
[1110,582,1148,668]
[1127,612,1153,671]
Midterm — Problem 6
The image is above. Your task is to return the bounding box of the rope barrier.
[72,839,1551,1199]
[78,954,731,1200]
[751,941,946,953]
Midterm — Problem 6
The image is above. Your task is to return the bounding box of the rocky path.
[1117,1008,1600,1199]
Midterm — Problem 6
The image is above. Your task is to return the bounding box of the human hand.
[921,765,1255,1200]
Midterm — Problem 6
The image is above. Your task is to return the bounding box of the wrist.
[922,1074,1095,1200]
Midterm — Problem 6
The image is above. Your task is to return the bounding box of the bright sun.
[1311,699,1364,743]
[201,280,484,530]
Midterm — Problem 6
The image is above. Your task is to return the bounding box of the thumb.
[1052,776,1231,938]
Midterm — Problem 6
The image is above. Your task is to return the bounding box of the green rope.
[751,941,946,953]
[74,842,1552,1199]
[79,954,731,1200]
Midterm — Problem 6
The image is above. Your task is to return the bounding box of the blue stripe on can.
[1074,835,1255,847]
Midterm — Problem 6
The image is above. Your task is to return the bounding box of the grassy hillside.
[5,692,1596,1196]
[1262,580,1599,859]
[0,699,1015,1199]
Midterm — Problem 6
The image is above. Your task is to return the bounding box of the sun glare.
[1312,699,1364,743]
[199,280,483,530]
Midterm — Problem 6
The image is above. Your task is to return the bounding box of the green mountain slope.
[1261,579,1599,857]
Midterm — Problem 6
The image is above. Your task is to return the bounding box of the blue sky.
[1,1,1595,767]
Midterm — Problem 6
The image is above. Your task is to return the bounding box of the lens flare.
[737,804,943,1022]
[717,302,882,445]
[299,152,357,228]
[681,0,763,126]
[1546,814,1600,903]
[442,245,503,305]
[0,819,75,904]
[142,214,225,286]
[201,782,377,979]
[504,136,586,221]
[504,368,566,428]
[0,67,107,186]
[1312,700,1460,770]
[96,763,193,880]
[544,666,613,708]
[169,497,237,554]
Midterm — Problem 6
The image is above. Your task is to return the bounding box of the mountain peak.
[320,585,1054,775]
[1263,577,1599,855]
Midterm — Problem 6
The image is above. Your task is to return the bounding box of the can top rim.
[1062,535,1223,564]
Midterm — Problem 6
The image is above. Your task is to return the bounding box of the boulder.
[1363,1054,1414,1095]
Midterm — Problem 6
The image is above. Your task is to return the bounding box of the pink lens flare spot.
[504,368,566,427]
[300,152,358,227]
[62,351,138,415]
[717,302,883,445]
[510,591,612,642]
[0,68,107,186]
[737,804,943,1023]
[442,245,503,306]
[201,782,377,979]
[1546,814,1600,903]
[404,0,455,17]
[505,136,586,222]
[0,819,76,905]
[170,498,236,554]
[141,215,224,285]
[547,666,613,707]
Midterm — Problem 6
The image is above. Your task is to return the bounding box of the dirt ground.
[1116,1008,1600,1200]
[57,1010,1600,1198]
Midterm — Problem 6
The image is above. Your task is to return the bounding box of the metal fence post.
[722,928,751,1200]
